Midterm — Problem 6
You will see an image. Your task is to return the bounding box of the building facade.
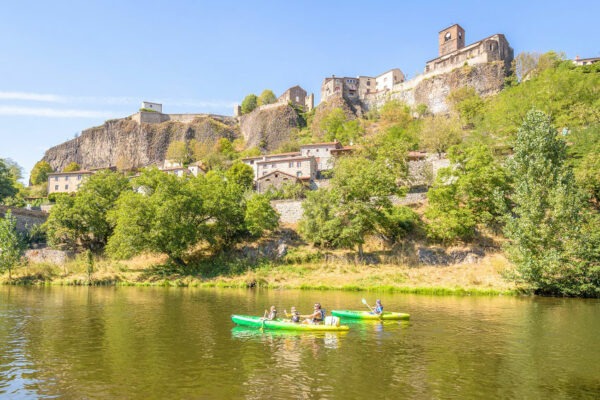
[141,101,162,113]
[47,171,93,194]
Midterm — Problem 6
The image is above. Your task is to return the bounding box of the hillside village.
[42,23,517,197]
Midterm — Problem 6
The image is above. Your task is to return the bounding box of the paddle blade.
[361,298,367,305]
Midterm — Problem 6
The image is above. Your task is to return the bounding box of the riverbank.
[0,252,524,295]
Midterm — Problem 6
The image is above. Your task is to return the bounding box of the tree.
[300,143,408,256]
[30,160,53,185]
[165,141,191,165]
[244,194,279,237]
[44,170,130,251]
[2,158,23,182]
[258,89,277,106]
[504,110,600,297]
[225,162,254,191]
[379,100,412,128]
[0,159,18,202]
[0,211,26,280]
[419,115,462,157]
[241,94,258,114]
[446,87,485,126]
[63,162,81,172]
[316,107,363,144]
[575,147,600,207]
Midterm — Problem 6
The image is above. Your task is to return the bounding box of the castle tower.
[438,24,465,57]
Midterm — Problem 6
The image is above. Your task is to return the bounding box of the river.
[0,286,598,399]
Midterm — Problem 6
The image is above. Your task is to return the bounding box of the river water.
[0,286,598,399]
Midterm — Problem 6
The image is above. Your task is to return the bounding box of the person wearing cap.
[302,303,325,324]
[263,305,278,320]
[283,306,301,323]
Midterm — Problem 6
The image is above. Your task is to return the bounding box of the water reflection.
[1,286,598,399]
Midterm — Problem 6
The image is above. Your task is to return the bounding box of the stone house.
[278,85,314,112]
[47,170,94,194]
[256,171,305,194]
[299,141,344,172]
[141,101,162,113]
[572,56,600,66]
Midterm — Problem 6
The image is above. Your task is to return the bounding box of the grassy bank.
[0,252,526,296]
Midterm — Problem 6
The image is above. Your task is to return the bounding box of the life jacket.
[291,312,300,323]
[314,309,325,322]
[375,305,383,314]
[268,310,277,320]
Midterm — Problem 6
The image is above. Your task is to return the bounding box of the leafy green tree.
[377,206,421,243]
[420,115,462,157]
[504,110,600,297]
[0,211,26,280]
[226,162,254,191]
[30,160,54,185]
[241,94,258,114]
[316,107,363,144]
[44,170,130,251]
[258,89,277,106]
[2,158,23,182]
[300,143,408,255]
[379,100,412,128]
[575,146,600,207]
[447,87,485,126]
[425,183,476,242]
[0,159,18,202]
[63,162,81,172]
[166,140,192,165]
[244,194,279,237]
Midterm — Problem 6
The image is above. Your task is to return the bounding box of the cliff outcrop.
[239,104,303,151]
[42,115,239,171]
[364,61,507,114]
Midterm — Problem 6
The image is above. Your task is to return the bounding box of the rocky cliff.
[239,104,303,151]
[42,115,239,171]
[364,61,508,114]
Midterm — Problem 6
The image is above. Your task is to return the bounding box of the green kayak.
[331,310,410,320]
[231,315,350,331]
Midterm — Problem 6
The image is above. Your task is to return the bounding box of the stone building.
[278,85,314,111]
[141,101,162,113]
[256,171,304,194]
[572,56,600,66]
[321,69,406,103]
[47,170,93,194]
[424,24,513,75]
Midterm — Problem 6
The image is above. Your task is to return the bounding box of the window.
[65,185,69,190]
[54,185,58,190]
[271,164,275,168]
[77,175,82,180]
[295,96,299,102]
[289,162,293,168]
[316,149,319,153]
[367,81,370,86]
[262,171,267,176]
[65,176,68,181]
[54,176,58,181]
[296,171,302,177]
[296,162,301,167]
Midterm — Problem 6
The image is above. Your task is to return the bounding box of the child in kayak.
[283,306,301,323]
[263,305,277,320]
[371,299,383,315]
[302,303,325,324]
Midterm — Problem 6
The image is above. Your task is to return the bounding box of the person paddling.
[263,305,277,320]
[302,303,325,324]
[283,306,301,323]
[371,299,383,315]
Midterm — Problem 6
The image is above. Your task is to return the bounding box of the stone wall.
[25,248,72,265]
[271,200,304,224]
[0,206,48,233]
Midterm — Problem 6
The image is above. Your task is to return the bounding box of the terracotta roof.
[408,151,427,159]
[300,141,341,148]
[242,151,301,161]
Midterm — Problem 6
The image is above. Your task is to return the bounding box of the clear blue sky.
[1,0,598,182]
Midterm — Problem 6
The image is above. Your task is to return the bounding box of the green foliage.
[244,194,279,237]
[504,110,599,297]
[0,211,26,279]
[139,108,158,113]
[316,107,363,144]
[267,182,306,200]
[424,142,509,242]
[257,89,277,106]
[2,158,23,182]
[30,160,53,185]
[166,140,192,165]
[575,146,600,206]
[447,86,485,126]
[63,162,81,172]
[300,143,408,254]
[241,94,258,114]
[225,162,254,191]
[44,170,130,251]
[481,58,600,137]
[377,206,421,243]
[419,115,462,156]
[379,100,412,127]
[0,159,18,203]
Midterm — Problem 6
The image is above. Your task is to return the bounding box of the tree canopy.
[258,89,277,106]
[30,160,53,185]
[241,94,258,114]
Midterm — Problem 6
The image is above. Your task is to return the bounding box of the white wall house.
[141,101,162,113]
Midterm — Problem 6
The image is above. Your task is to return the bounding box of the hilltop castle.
[320,24,514,113]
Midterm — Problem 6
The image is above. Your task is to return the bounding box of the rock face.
[239,104,303,151]
[363,61,507,114]
[42,115,239,171]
